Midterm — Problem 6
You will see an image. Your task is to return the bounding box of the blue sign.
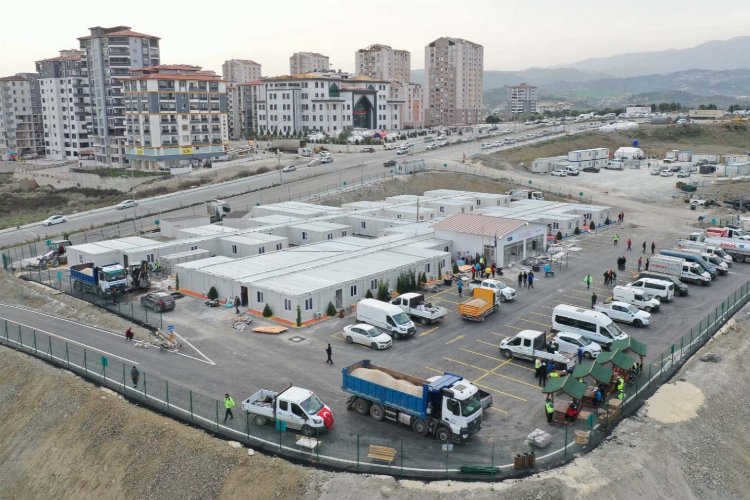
[167,324,174,333]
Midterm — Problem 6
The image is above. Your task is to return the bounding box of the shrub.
[555,231,563,241]
[365,289,373,299]
[452,262,460,274]
[262,303,273,317]
[377,281,390,301]
[326,301,337,317]
[589,221,595,231]
[574,227,581,235]
[296,305,302,326]
[207,286,219,300]
[605,217,611,225]
[175,274,180,290]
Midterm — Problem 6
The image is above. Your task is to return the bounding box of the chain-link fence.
[2,279,748,479]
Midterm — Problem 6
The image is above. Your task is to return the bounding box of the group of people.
[517,271,535,289]
[470,261,500,280]
[616,255,627,271]
[602,269,618,286]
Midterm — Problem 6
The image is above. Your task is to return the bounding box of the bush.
[452,262,460,274]
[555,231,563,241]
[326,301,337,317]
[175,274,180,290]
[589,221,595,231]
[605,217,611,225]
[574,227,581,235]
[377,281,390,301]
[262,303,273,317]
[207,286,219,300]
[365,289,373,299]
[296,305,302,326]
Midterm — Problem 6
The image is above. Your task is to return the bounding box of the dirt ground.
[1,293,748,500]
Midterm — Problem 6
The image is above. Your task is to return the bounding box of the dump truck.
[498,330,576,370]
[206,199,231,223]
[242,385,333,436]
[390,292,447,324]
[70,262,129,295]
[458,287,497,321]
[342,359,484,443]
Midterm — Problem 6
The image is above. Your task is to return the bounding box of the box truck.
[648,255,711,285]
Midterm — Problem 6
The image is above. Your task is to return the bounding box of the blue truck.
[70,262,129,295]
[342,360,487,443]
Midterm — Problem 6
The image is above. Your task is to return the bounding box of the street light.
[132,187,138,234]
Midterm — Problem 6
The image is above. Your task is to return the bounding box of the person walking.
[626,238,632,251]
[234,296,241,314]
[471,267,476,280]
[642,241,647,253]
[325,343,333,365]
[527,271,534,289]
[651,241,656,254]
[130,366,140,388]
[518,272,523,288]
[611,270,617,286]
[585,273,592,289]
[603,270,610,286]
[125,327,134,341]
[223,393,235,423]
[522,271,528,288]
[490,263,496,278]
[535,358,544,386]
[613,233,619,246]
[576,347,584,365]
[645,258,650,271]
[545,398,555,424]
[637,257,642,272]
[457,279,463,298]
[591,292,598,309]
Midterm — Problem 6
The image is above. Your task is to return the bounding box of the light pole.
[132,187,138,234]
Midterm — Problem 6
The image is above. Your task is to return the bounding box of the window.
[291,404,305,418]
[360,221,366,229]
[370,279,377,290]
[276,243,283,251]
[231,244,237,254]
[439,206,445,213]
[279,400,288,412]
[350,285,357,297]
[327,233,333,240]
[284,299,292,311]
[258,246,265,254]
[425,263,431,273]
[304,298,313,310]
[256,291,264,303]
[341,231,347,237]
[302,231,308,240]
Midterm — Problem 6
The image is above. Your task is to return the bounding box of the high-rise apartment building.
[424,37,483,127]
[0,74,44,160]
[124,65,228,170]
[222,59,262,84]
[36,50,92,160]
[78,26,160,165]
[289,52,329,74]
[228,81,262,140]
[508,83,538,115]
[389,80,424,129]
[355,44,411,82]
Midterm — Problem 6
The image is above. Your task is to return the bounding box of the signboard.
[135,147,144,155]
[167,324,174,333]
[100,356,109,367]
[180,146,194,155]
[441,443,453,452]
[275,419,287,432]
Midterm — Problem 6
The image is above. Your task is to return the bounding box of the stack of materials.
[525,428,552,448]
[351,368,422,397]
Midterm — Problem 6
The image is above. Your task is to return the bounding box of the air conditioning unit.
[314,312,322,319]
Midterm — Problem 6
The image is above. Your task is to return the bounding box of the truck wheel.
[369,404,385,421]
[501,349,513,359]
[500,295,507,303]
[353,398,370,415]
[73,281,82,291]
[301,424,314,437]
[254,415,268,426]
[412,418,429,436]
[345,336,353,344]
[634,319,643,328]
[436,427,452,443]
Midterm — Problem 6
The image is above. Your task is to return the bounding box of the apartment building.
[389,80,424,129]
[222,59,262,84]
[508,83,538,115]
[289,52,330,74]
[0,74,44,160]
[78,26,160,165]
[35,50,92,160]
[256,72,401,136]
[424,37,483,127]
[355,44,411,82]
[124,65,228,170]
[228,81,262,140]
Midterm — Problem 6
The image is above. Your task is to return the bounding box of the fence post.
[48,336,52,359]
[246,411,250,442]
[122,364,126,391]
[660,353,664,381]
[165,380,170,410]
[216,400,220,432]
[18,324,22,346]
[143,372,147,399]
[4,319,8,342]
[84,348,88,375]
[65,342,70,366]
[190,390,194,421]
[33,329,38,354]
[564,426,568,460]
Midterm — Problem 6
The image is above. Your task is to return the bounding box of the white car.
[676,170,690,178]
[426,143,439,151]
[396,147,409,155]
[116,199,138,210]
[480,143,493,150]
[491,141,502,147]
[550,170,567,177]
[320,156,333,164]
[553,332,602,359]
[343,323,392,350]
[660,169,673,177]
[42,215,67,226]
[281,164,296,172]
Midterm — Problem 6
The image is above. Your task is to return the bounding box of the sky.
[2,0,750,76]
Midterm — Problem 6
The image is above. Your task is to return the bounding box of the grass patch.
[70,167,167,178]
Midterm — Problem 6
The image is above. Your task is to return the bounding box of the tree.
[326,301,337,317]
[452,262,460,275]
[365,289,373,299]
[262,303,273,317]
[296,305,302,327]
[175,274,180,290]
[207,286,219,300]
[589,220,596,232]
[438,262,443,279]
[377,281,390,301]
[574,227,581,235]
[555,231,563,242]
[485,115,500,124]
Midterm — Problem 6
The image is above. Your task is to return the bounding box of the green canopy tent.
[542,375,587,401]
[572,362,613,385]
[594,349,619,366]
[612,351,637,371]
[612,337,648,362]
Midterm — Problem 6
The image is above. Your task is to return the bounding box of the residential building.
[424,37,483,127]
[123,65,229,170]
[222,59,262,84]
[625,105,651,116]
[389,80,424,129]
[228,81,262,139]
[537,101,573,114]
[0,74,44,160]
[78,26,160,165]
[35,50,92,160]
[355,44,411,82]
[508,83,538,115]
[256,72,402,137]
[289,52,329,74]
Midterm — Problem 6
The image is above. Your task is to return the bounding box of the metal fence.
[2,279,748,479]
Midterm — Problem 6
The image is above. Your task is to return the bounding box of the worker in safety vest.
[617,390,624,401]
[617,376,625,392]
[545,398,554,423]
[223,393,235,423]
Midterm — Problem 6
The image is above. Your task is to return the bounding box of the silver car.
[343,323,392,350]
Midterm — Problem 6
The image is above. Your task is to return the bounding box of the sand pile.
[351,368,422,397]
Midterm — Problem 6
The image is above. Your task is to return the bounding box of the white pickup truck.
[593,301,651,328]
[467,279,516,302]
[499,330,576,370]
[242,386,333,436]
[391,292,447,324]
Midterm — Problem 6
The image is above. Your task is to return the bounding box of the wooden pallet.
[368,444,397,464]
[252,326,288,334]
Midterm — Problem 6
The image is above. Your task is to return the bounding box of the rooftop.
[433,214,528,237]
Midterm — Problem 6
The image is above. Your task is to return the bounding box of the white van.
[612,286,661,312]
[356,299,416,340]
[564,165,580,176]
[551,304,628,349]
[626,278,674,302]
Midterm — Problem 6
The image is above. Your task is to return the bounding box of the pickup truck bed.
[241,389,277,419]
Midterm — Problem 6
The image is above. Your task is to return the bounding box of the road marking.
[488,406,508,414]
[474,358,513,384]
[419,326,440,337]
[488,331,509,338]
[460,348,504,362]
[475,339,498,348]
[430,286,457,297]
[475,382,524,403]
[517,317,550,328]
[526,311,549,319]
[444,356,538,392]
[445,334,464,345]
[505,324,525,330]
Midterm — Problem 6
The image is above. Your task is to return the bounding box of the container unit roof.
[176,225,241,237]
[287,221,350,232]
[219,233,287,245]
[340,201,390,212]
[253,201,343,218]
[244,214,304,225]
[174,256,235,269]
[379,220,441,237]
[160,248,213,260]
[434,214,529,237]
[422,189,474,197]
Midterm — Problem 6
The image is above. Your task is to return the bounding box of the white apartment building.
[124,65,229,171]
[0,74,44,160]
[289,52,330,74]
[36,50,92,161]
[222,59,262,84]
[78,26,160,165]
[228,81,262,139]
[256,73,402,136]
[355,44,411,82]
[424,37,484,127]
[508,83,538,115]
[389,80,424,129]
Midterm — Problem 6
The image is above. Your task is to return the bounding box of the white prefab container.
[532,156,566,173]
[677,150,692,162]
[383,206,437,222]
[594,158,609,168]
[159,216,213,238]
[217,234,287,258]
[161,249,212,274]
[692,153,720,164]
[567,149,594,162]
[423,198,476,216]
[725,155,750,165]
[591,148,609,160]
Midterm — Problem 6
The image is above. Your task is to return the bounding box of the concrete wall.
[13,165,159,192]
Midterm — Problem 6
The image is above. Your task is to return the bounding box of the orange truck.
[458,288,497,322]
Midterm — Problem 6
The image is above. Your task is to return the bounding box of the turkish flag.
[317,406,334,429]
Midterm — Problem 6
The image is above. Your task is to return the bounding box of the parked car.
[342,323,392,349]
[383,159,397,168]
[426,143,439,151]
[42,215,67,226]
[553,332,602,359]
[677,170,690,178]
[660,169,673,177]
[481,143,493,150]
[281,164,296,172]
[140,292,176,312]
[550,169,567,177]
[116,200,138,210]
[361,147,376,153]
[582,166,600,173]
[320,156,333,164]
[396,147,409,155]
